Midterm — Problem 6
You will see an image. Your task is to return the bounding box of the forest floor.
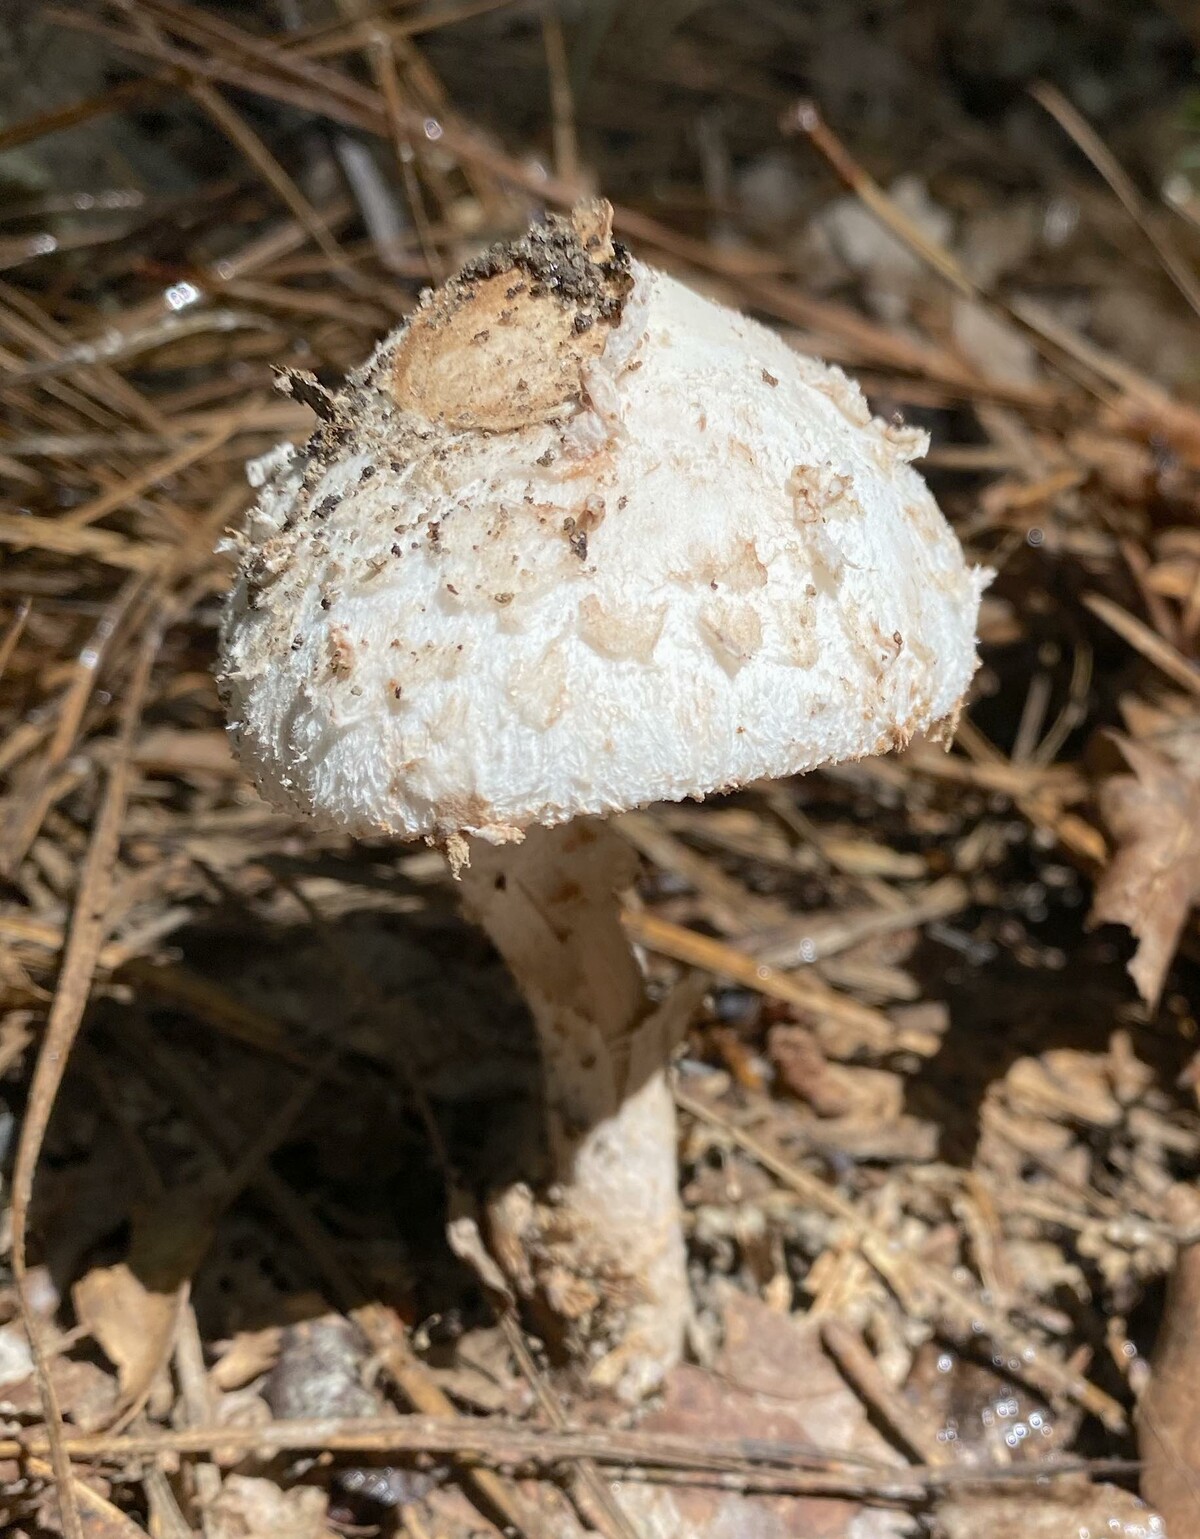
[1,3,1199,1536]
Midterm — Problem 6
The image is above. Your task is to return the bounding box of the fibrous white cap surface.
[220,206,987,844]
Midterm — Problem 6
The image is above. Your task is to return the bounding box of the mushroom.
[219,201,988,1401]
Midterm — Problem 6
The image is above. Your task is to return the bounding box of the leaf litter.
[1091,731,1200,1011]
[0,2,1198,1537]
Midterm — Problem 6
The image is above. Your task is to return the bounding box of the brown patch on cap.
[442,831,471,876]
[927,697,965,748]
[391,201,632,434]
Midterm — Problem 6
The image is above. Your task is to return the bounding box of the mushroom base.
[459,819,690,1402]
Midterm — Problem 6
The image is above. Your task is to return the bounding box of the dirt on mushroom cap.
[391,201,633,434]
[219,207,987,846]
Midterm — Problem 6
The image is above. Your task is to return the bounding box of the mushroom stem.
[458,818,689,1401]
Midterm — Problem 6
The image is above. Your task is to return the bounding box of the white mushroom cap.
[220,204,988,846]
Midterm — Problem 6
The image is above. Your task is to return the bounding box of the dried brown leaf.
[72,1264,181,1405]
[209,1326,282,1392]
[208,1475,328,1539]
[0,1357,119,1434]
[26,1454,145,1539]
[1090,735,1200,1007]
[769,1024,855,1115]
[71,1180,241,1428]
[626,1290,900,1539]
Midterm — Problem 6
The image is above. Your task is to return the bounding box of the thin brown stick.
[353,1306,555,1539]
[60,420,238,530]
[778,100,1200,466]
[0,576,145,875]
[675,1087,1127,1432]
[0,1415,1138,1497]
[1084,591,1200,697]
[107,1016,545,1539]
[821,1320,948,1467]
[782,99,1111,401]
[9,607,166,1539]
[112,1,368,302]
[623,906,896,1047]
[498,1310,640,1539]
[365,26,447,283]
[22,1455,147,1539]
[0,77,164,155]
[184,80,365,287]
[0,276,170,434]
[0,598,31,685]
[173,1302,222,1536]
[103,0,386,124]
[301,0,522,56]
[0,512,168,570]
[1030,81,1200,324]
[541,7,581,189]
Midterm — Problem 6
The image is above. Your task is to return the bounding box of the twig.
[22,1455,146,1539]
[0,77,164,156]
[364,25,447,284]
[0,575,146,873]
[675,1087,1127,1432]
[181,76,373,295]
[821,1320,948,1467]
[106,1016,545,1539]
[781,96,1200,466]
[1,1416,1140,1498]
[1030,81,1200,324]
[59,420,243,531]
[299,0,523,56]
[0,512,167,571]
[0,274,170,433]
[1084,591,1200,698]
[781,99,1109,400]
[619,808,793,935]
[623,906,897,1049]
[542,7,581,190]
[173,1304,223,1536]
[0,598,31,685]
[9,607,166,1539]
[498,1310,641,1539]
[353,1303,555,1539]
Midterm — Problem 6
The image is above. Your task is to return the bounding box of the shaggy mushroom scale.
[220,201,987,1401]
